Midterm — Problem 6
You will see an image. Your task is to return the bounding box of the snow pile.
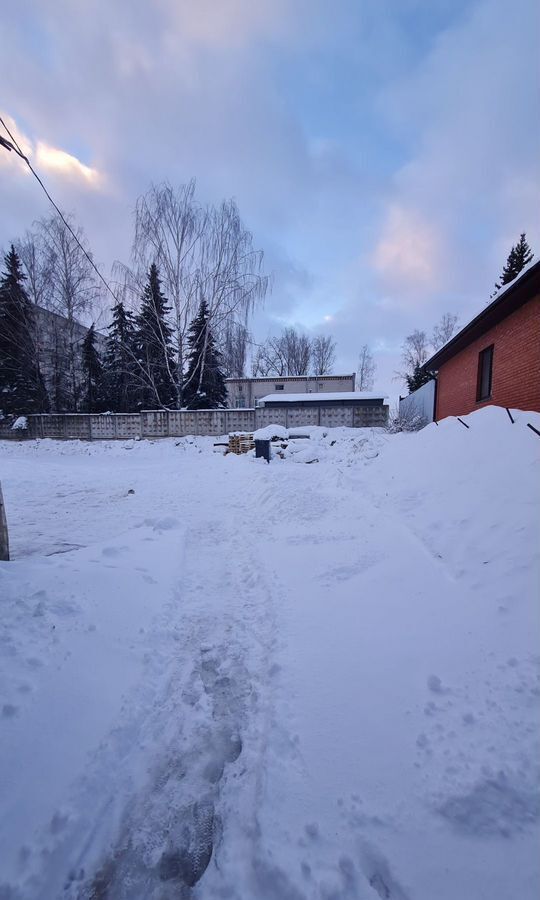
[11,416,27,430]
[253,424,288,441]
[0,406,539,900]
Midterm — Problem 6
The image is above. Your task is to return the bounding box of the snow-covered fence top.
[0,403,388,441]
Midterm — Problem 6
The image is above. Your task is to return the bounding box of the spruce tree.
[81,325,104,413]
[104,300,137,411]
[183,300,227,409]
[406,363,433,394]
[134,264,176,409]
[495,233,534,290]
[0,245,49,414]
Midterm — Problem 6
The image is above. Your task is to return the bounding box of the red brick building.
[424,260,540,421]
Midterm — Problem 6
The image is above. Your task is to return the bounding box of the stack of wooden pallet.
[228,432,255,454]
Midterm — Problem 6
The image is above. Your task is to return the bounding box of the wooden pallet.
[228,432,255,454]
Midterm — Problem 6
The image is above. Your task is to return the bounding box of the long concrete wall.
[0,404,388,441]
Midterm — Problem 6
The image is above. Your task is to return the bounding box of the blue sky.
[1,0,539,392]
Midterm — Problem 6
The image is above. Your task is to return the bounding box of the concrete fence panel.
[41,415,70,438]
[0,403,388,440]
[320,407,354,428]
[285,407,320,428]
[114,414,141,439]
[255,408,288,429]
[166,411,184,435]
[141,411,169,438]
[225,409,257,433]
[64,415,92,440]
[353,405,389,428]
[90,415,116,439]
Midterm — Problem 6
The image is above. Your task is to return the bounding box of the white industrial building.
[225,374,356,408]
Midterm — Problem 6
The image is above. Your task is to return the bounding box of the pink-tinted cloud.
[372,205,444,299]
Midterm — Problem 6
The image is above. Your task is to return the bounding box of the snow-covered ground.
[0,406,539,900]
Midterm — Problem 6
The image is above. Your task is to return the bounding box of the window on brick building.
[477,345,494,401]
[275,384,284,391]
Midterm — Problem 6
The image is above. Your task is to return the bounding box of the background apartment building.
[225,374,356,408]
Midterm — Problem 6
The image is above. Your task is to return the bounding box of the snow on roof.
[225,374,355,383]
[258,391,387,403]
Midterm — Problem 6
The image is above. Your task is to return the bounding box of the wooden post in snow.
[0,482,9,561]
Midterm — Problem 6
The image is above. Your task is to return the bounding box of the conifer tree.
[183,300,227,409]
[134,264,176,409]
[406,363,433,394]
[0,245,48,414]
[104,300,137,411]
[81,325,104,413]
[495,233,534,290]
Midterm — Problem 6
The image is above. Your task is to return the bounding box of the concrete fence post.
[0,482,9,561]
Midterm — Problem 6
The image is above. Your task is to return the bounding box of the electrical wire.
[0,115,118,303]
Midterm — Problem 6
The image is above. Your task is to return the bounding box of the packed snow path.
[0,407,539,900]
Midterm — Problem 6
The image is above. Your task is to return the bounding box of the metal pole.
[0,482,9,561]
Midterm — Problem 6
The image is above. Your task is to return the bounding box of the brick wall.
[436,293,540,420]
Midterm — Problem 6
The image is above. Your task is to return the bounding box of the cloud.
[0,0,538,401]
[372,205,443,298]
[159,0,296,49]
[1,110,101,189]
[373,0,540,297]
[35,142,101,186]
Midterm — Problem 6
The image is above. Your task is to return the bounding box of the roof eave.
[423,259,540,371]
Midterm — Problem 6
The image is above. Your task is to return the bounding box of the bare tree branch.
[357,344,376,391]
[311,335,336,375]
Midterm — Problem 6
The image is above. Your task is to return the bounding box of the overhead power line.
[0,115,117,304]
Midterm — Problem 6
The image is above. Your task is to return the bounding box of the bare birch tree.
[431,312,459,350]
[252,327,311,377]
[281,328,311,375]
[37,214,102,409]
[252,337,288,376]
[357,344,376,391]
[17,229,54,311]
[222,321,249,378]
[395,329,430,387]
[122,182,269,405]
[402,329,429,370]
[311,335,336,375]
[186,198,269,397]
[125,180,202,402]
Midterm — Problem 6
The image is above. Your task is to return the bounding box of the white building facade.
[225,374,356,408]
